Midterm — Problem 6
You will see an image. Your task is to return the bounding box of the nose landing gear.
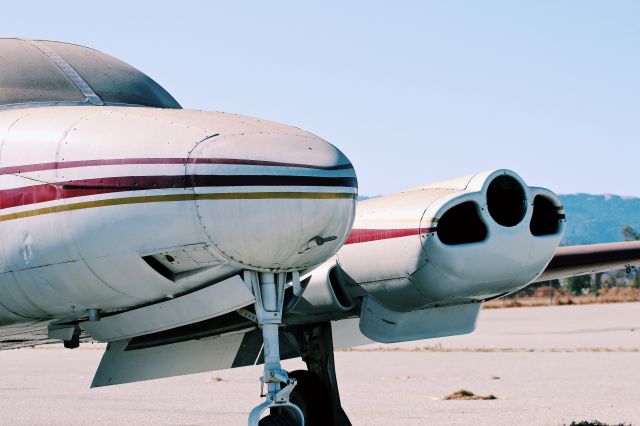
[245,271,352,426]
[245,271,304,426]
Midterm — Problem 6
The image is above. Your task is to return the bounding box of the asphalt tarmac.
[1,302,639,425]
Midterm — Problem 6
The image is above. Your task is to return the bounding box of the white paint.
[0,106,356,322]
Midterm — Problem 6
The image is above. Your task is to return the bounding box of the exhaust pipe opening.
[437,201,488,245]
[530,195,561,236]
[486,175,526,227]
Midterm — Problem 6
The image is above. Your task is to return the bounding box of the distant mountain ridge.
[559,194,640,245]
[358,193,640,245]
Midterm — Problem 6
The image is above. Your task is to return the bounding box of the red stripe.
[0,158,353,175]
[344,228,437,245]
[0,174,356,209]
[0,183,129,209]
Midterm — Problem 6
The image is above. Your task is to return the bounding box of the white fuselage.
[0,106,357,324]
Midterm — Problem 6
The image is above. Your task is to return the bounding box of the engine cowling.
[334,169,565,311]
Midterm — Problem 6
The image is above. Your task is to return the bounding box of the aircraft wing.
[3,241,638,352]
[534,241,640,282]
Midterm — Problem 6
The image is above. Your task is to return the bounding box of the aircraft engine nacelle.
[336,169,566,312]
[186,130,358,272]
[0,106,357,320]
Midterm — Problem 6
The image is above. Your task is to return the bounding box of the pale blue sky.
[3,1,639,196]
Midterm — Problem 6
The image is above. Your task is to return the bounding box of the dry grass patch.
[484,287,640,309]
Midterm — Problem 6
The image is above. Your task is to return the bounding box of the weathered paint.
[0,106,357,322]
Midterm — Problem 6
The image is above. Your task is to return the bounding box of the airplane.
[1,38,639,426]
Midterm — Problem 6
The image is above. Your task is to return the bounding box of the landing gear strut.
[245,271,352,426]
[246,271,304,426]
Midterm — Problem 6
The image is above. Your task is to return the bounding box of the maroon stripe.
[344,228,437,245]
[0,158,183,175]
[0,174,356,209]
[0,158,353,175]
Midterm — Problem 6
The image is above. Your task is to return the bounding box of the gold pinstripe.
[0,192,356,222]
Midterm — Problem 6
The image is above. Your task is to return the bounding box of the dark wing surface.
[535,241,640,282]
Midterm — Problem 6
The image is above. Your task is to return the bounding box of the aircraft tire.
[258,414,299,426]
[288,370,332,426]
[259,369,332,426]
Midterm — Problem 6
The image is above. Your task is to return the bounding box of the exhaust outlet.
[530,194,564,236]
[486,174,527,227]
[437,201,487,245]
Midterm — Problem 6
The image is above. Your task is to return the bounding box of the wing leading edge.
[535,241,640,282]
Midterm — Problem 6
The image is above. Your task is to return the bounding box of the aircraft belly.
[5,261,139,317]
[0,271,49,319]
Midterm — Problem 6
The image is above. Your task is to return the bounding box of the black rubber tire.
[287,370,333,426]
[259,414,299,426]
[262,370,333,426]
